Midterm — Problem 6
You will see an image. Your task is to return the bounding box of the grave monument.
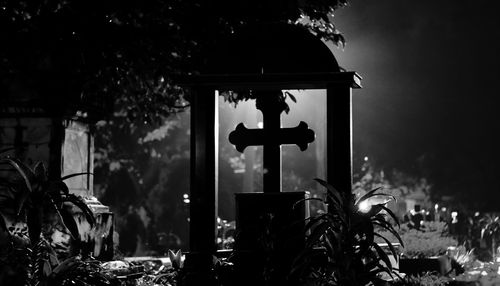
[181,22,361,285]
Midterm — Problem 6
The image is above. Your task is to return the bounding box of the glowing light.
[435,204,439,210]
[257,121,263,129]
[441,207,447,212]
[183,199,190,204]
[358,200,371,213]
[364,156,369,162]
[183,193,189,199]
[475,212,480,217]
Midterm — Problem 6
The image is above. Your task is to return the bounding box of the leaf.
[43,259,52,277]
[290,247,328,276]
[66,194,95,227]
[61,172,93,181]
[285,91,297,103]
[374,233,399,261]
[152,273,174,284]
[168,249,182,269]
[306,221,330,247]
[54,202,80,241]
[365,204,384,217]
[379,205,400,228]
[33,161,47,182]
[0,185,15,200]
[355,187,383,206]
[52,256,79,274]
[0,147,16,155]
[293,197,324,211]
[368,265,394,280]
[372,219,404,248]
[372,243,393,272]
[0,158,33,214]
[314,178,343,208]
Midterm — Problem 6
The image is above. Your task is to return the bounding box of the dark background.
[333,0,500,208]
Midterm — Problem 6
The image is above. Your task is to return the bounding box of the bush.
[377,221,458,258]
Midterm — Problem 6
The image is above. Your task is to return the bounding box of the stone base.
[73,196,114,260]
[233,191,309,286]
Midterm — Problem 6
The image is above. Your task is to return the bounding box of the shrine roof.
[203,22,341,75]
[177,72,362,90]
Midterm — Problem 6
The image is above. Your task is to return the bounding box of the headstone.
[0,100,113,260]
[227,90,315,284]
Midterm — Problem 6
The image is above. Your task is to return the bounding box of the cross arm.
[228,121,315,153]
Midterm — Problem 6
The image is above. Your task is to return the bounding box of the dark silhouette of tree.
[1,0,347,122]
[1,0,350,252]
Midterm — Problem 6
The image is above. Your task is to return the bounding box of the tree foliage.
[1,0,350,252]
[1,0,348,123]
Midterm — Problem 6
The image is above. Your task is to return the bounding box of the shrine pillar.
[327,84,354,197]
[184,87,219,285]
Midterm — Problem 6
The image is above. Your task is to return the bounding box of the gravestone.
[179,22,361,286]
[228,89,315,285]
[0,87,114,260]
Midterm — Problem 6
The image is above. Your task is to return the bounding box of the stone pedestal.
[233,192,309,285]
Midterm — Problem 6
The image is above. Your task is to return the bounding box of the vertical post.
[256,91,284,193]
[315,94,327,192]
[88,124,95,195]
[186,87,218,285]
[326,84,353,197]
[243,106,258,193]
[49,117,64,180]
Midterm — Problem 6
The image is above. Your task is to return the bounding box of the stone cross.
[228,90,315,193]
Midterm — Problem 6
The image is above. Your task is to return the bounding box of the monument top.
[204,22,341,75]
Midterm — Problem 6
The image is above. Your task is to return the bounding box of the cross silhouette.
[228,90,315,193]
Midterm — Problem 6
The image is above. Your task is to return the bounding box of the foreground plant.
[392,271,449,286]
[290,178,403,286]
[0,152,99,285]
[480,214,500,260]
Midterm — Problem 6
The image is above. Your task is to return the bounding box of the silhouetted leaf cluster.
[291,178,403,286]
[0,0,348,124]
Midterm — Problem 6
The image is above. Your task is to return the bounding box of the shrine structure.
[180,22,361,285]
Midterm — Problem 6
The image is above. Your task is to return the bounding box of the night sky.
[332,1,500,206]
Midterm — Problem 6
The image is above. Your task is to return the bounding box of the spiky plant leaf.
[0,147,16,155]
[354,187,383,206]
[379,205,400,228]
[61,172,93,182]
[314,178,343,208]
[0,158,33,215]
[372,219,404,248]
[374,233,399,261]
[168,249,183,270]
[372,243,393,272]
[65,194,96,228]
[56,206,81,241]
